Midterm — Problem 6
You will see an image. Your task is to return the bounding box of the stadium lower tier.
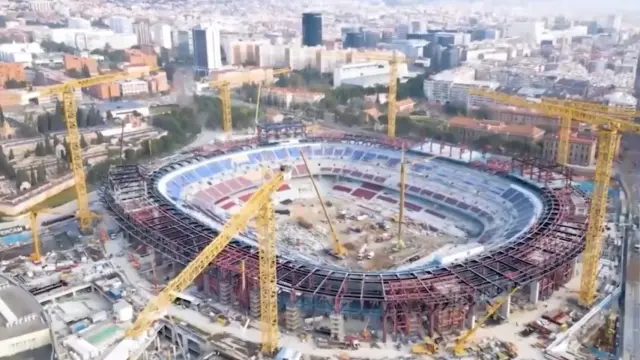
[102,138,587,337]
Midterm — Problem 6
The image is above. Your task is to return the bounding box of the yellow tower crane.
[468,89,640,307]
[299,151,346,257]
[37,69,159,232]
[347,51,412,138]
[453,286,520,356]
[124,166,291,355]
[208,68,290,135]
[396,148,406,250]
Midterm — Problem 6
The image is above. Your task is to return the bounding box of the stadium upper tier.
[103,135,586,306]
[159,143,543,261]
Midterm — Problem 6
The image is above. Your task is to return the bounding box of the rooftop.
[0,275,48,341]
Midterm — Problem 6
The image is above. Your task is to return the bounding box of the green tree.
[4,79,26,89]
[44,135,53,154]
[35,142,45,156]
[37,163,47,184]
[473,106,491,120]
[81,64,91,78]
[29,167,37,186]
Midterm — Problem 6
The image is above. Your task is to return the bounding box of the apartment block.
[262,87,325,108]
[63,54,98,75]
[541,134,597,166]
[119,79,149,96]
[125,49,158,68]
[0,62,25,88]
[88,83,121,100]
[448,116,545,143]
[147,72,169,94]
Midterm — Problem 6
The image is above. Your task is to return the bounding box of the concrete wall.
[0,328,52,357]
[0,176,74,216]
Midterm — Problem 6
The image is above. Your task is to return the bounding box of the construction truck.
[411,337,438,355]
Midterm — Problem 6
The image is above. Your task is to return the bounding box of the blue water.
[1,232,32,245]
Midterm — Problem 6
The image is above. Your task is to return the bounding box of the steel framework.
[102,138,586,338]
[38,70,158,231]
[123,168,288,356]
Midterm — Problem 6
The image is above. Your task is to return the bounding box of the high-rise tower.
[302,13,322,47]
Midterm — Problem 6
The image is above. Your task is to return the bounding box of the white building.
[30,0,53,12]
[134,21,152,45]
[118,79,149,97]
[604,91,637,110]
[504,21,544,44]
[107,16,133,34]
[423,67,499,106]
[68,17,91,29]
[606,14,622,32]
[381,39,428,58]
[0,42,43,64]
[152,23,173,49]
[333,61,409,88]
[395,24,409,40]
[192,25,223,74]
[50,28,137,50]
[222,38,270,66]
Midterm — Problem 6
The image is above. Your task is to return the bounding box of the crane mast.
[396,148,406,249]
[469,88,640,306]
[299,152,346,257]
[37,69,160,232]
[124,168,290,356]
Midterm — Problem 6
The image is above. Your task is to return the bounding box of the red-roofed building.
[448,116,545,143]
[541,133,598,166]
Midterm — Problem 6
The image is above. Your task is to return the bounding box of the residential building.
[107,16,133,34]
[68,17,91,29]
[192,25,223,75]
[152,23,172,49]
[541,134,597,166]
[124,65,152,77]
[603,91,637,111]
[63,54,98,75]
[333,60,409,88]
[134,20,152,45]
[396,98,416,114]
[0,42,43,64]
[88,83,121,100]
[119,79,149,96]
[448,116,545,143]
[173,30,192,59]
[209,67,277,86]
[125,49,157,68]
[262,87,325,108]
[50,28,137,50]
[222,38,269,66]
[147,72,169,94]
[495,107,562,129]
[302,13,323,47]
[30,1,53,12]
[635,54,640,101]
[424,67,499,106]
[0,63,25,88]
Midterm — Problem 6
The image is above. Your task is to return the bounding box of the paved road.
[620,151,640,360]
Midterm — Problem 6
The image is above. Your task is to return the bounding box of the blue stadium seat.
[324,147,335,156]
[274,149,289,160]
[287,147,301,158]
[362,152,376,162]
[351,150,364,161]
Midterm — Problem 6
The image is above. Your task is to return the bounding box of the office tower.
[302,12,323,47]
[108,16,133,34]
[344,32,365,49]
[153,23,173,49]
[411,21,423,33]
[607,14,622,32]
[134,20,152,45]
[395,24,409,40]
[192,25,222,75]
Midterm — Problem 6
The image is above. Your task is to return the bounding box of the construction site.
[0,65,637,360]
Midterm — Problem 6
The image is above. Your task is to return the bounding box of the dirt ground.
[282,193,457,271]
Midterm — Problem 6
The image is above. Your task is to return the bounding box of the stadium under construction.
[101,127,588,341]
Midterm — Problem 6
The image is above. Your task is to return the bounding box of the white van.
[634,243,640,252]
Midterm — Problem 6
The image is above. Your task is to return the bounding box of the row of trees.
[36,103,104,134]
[14,163,47,190]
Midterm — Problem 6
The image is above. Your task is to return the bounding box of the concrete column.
[529,281,540,304]
[499,295,511,320]
[203,273,211,296]
[465,309,476,329]
[329,314,344,341]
